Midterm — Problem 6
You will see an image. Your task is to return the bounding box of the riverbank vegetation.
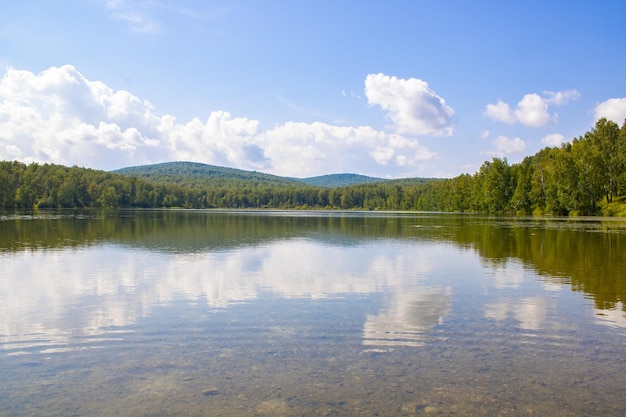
[1,118,624,215]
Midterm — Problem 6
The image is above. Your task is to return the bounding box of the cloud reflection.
[595,302,626,329]
[485,297,548,331]
[0,239,442,353]
[363,287,451,347]
[489,260,526,289]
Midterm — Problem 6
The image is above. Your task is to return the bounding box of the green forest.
[1,118,625,215]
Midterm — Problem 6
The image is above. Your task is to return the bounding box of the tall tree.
[620,121,626,197]
[588,118,622,203]
[511,157,533,214]
[475,158,514,213]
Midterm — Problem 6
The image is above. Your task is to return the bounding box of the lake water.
[1,210,625,416]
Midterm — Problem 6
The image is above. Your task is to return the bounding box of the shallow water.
[1,210,625,416]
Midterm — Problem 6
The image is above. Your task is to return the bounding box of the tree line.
[0,118,624,215]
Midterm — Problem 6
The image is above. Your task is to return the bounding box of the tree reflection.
[1,210,624,313]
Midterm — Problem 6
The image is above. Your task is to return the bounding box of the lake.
[1,210,625,416]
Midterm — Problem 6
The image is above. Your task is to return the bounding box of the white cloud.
[514,93,551,127]
[490,136,526,155]
[594,97,626,124]
[364,73,454,136]
[262,122,435,177]
[0,65,162,167]
[485,90,579,127]
[543,89,580,105]
[98,1,227,34]
[485,100,516,124]
[0,65,437,177]
[101,0,161,33]
[541,133,566,147]
[342,90,361,99]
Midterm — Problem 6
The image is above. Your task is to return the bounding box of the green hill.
[113,162,412,188]
[293,173,386,187]
[383,177,442,186]
[113,161,303,188]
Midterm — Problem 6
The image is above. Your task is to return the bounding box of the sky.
[1,0,625,179]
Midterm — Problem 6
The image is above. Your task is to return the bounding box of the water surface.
[1,210,625,416]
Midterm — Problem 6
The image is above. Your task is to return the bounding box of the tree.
[99,186,119,207]
[619,121,626,197]
[474,158,514,213]
[586,118,622,203]
[0,169,15,208]
[571,134,603,213]
[510,158,533,214]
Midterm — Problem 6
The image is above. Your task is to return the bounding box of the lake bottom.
[2,297,624,417]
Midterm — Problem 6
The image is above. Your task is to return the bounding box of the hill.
[112,161,303,188]
[293,173,385,187]
[382,177,442,187]
[113,162,420,188]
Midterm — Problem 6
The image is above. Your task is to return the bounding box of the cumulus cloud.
[493,136,525,154]
[485,90,579,127]
[514,94,551,126]
[594,97,626,124]
[365,73,454,136]
[0,65,436,177]
[541,133,566,147]
[263,122,435,177]
[484,136,525,157]
[484,100,516,124]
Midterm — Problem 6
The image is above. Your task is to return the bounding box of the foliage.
[0,119,624,215]
[294,173,385,187]
[112,161,302,188]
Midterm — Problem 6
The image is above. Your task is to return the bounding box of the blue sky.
[1,0,625,178]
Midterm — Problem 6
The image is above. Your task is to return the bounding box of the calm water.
[1,210,625,416]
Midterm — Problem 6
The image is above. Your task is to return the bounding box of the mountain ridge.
[112,161,406,188]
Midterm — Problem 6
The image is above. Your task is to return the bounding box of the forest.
[0,118,625,215]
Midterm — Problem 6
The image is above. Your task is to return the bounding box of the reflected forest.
[1,211,624,313]
[1,118,625,215]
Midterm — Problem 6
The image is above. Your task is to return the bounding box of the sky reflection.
[484,297,549,331]
[363,286,451,347]
[0,239,443,352]
[0,228,623,357]
[595,302,626,329]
